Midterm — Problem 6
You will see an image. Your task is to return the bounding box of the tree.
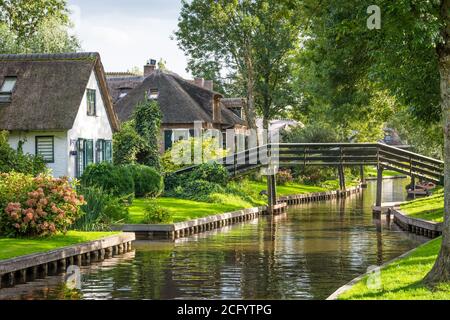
[0,0,79,54]
[0,0,68,38]
[134,98,162,170]
[298,0,449,285]
[175,0,303,130]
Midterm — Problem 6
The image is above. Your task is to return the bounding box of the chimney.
[194,77,205,88]
[144,59,157,77]
[204,80,214,91]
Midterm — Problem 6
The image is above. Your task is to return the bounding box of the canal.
[0,179,427,300]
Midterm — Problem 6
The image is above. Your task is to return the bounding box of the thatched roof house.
[0,52,118,177]
[107,63,247,150]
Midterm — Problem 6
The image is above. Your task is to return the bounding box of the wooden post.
[338,165,346,191]
[411,175,416,199]
[376,165,383,208]
[360,165,366,187]
[267,174,277,213]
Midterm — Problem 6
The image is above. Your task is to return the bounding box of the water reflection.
[0,179,427,300]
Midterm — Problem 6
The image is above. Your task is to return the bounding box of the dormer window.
[148,88,159,100]
[0,76,17,103]
[118,87,132,99]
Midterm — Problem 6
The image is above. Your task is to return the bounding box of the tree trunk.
[244,69,257,131]
[424,0,450,286]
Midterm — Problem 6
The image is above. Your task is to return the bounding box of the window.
[230,107,242,118]
[85,139,94,166]
[148,88,159,100]
[87,89,96,116]
[104,140,113,163]
[0,76,17,103]
[36,136,54,163]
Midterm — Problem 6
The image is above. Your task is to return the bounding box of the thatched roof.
[110,70,245,127]
[0,52,119,131]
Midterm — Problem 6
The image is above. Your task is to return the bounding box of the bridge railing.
[171,142,444,183]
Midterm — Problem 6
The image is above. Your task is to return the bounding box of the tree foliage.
[176,0,303,129]
[134,98,162,170]
[0,0,80,54]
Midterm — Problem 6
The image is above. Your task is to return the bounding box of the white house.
[0,52,120,177]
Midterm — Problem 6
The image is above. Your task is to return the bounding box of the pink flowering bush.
[0,173,85,237]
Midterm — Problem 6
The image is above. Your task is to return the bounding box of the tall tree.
[299,0,449,285]
[175,0,302,130]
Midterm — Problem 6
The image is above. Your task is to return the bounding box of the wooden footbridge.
[174,142,444,211]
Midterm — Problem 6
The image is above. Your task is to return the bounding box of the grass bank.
[128,197,259,224]
[0,231,119,261]
[400,188,444,223]
[338,238,450,300]
[128,178,358,224]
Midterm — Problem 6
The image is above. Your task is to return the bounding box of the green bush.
[80,162,134,201]
[190,163,229,186]
[142,201,172,224]
[127,165,163,198]
[72,187,129,231]
[167,180,224,202]
[0,131,46,175]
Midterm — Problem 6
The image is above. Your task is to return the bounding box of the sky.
[67,0,190,78]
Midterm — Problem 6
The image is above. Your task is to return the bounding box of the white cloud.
[69,5,190,78]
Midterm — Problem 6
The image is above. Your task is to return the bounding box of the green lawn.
[400,188,444,223]
[128,197,258,224]
[246,180,329,196]
[0,231,119,261]
[128,179,359,224]
[339,238,450,300]
[365,166,404,178]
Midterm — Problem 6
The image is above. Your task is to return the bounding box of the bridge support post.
[338,165,346,191]
[376,166,383,208]
[360,165,367,188]
[267,175,277,214]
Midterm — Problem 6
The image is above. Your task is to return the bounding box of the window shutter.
[76,139,85,177]
[35,136,54,163]
[85,139,94,167]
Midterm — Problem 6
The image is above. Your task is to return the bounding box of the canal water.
[0,179,427,300]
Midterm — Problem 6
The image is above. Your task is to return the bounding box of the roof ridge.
[0,52,99,62]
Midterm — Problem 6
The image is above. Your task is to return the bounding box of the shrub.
[190,163,229,186]
[81,162,134,201]
[142,201,172,224]
[133,98,162,169]
[0,131,46,175]
[276,169,293,185]
[127,165,163,198]
[72,187,129,231]
[0,173,85,237]
[167,180,224,202]
[113,120,147,166]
